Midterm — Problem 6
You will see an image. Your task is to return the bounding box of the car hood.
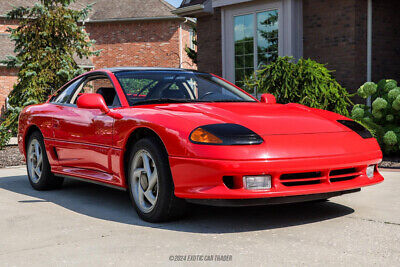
[154,102,350,136]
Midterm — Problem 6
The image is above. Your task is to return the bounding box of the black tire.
[127,137,187,222]
[26,131,64,190]
[310,198,329,203]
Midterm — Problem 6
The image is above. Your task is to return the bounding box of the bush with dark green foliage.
[0,126,12,149]
[0,0,99,143]
[351,79,400,154]
[244,56,352,116]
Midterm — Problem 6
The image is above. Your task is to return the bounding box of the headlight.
[337,120,373,139]
[189,123,263,145]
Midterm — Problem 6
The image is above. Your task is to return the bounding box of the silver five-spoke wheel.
[27,139,43,183]
[130,149,159,213]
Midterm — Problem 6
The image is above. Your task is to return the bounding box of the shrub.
[351,79,400,154]
[0,124,12,149]
[244,57,352,116]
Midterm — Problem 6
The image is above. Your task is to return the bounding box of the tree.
[1,0,100,134]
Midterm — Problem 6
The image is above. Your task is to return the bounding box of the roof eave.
[0,15,191,23]
[84,15,186,23]
[172,4,207,16]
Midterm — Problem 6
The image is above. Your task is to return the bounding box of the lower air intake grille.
[280,172,323,186]
[329,168,357,177]
[329,167,360,183]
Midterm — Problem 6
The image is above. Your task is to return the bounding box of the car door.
[51,73,119,175]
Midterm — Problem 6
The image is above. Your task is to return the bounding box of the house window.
[234,10,279,88]
[189,28,195,50]
[221,0,302,94]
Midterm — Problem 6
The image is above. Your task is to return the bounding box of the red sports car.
[18,67,384,222]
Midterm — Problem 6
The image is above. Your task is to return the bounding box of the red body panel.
[18,69,383,202]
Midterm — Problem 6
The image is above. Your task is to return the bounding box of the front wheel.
[26,131,63,190]
[127,137,186,222]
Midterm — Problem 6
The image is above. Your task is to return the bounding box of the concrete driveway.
[0,167,399,266]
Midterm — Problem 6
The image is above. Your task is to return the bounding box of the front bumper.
[186,189,361,206]
[169,150,383,200]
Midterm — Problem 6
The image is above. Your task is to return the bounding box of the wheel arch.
[23,124,42,155]
[122,127,170,184]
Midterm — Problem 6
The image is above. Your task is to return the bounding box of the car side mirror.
[260,93,276,104]
[77,93,122,119]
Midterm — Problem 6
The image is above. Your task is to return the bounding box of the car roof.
[104,67,201,73]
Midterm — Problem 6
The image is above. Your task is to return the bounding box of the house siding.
[0,19,18,33]
[196,8,223,76]
[0,67,18,116]
[372,0,400,83]
[303,0,367,93]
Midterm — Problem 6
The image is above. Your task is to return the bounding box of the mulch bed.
[0,145,398,169]
[0,146,25,168]
[379,156,400,169]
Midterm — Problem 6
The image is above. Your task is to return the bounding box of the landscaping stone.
[0,146,25,168]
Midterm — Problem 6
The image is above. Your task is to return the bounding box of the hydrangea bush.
[351,79,400,154]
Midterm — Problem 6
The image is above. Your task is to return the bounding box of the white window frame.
[189,28,195,50]
[221,0,302,84]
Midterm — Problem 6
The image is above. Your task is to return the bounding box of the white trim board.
[213,0,254,8]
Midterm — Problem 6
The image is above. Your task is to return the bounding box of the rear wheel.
[127,137,187,222]
[26,131,63,190]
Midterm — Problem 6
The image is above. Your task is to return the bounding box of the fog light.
[366,165,375,178]
[243,175,271,190]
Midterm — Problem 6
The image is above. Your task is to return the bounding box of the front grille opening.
[223,176,235,189]
[281,180,321,186]
[329,168,357,177]
[330,175,358,182]
[280,171,322,181]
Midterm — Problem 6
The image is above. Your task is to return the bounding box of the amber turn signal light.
[190,128,223,144]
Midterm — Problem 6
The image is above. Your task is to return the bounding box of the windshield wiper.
[131,98,193,106]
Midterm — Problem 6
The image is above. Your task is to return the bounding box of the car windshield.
[114,70,256,106]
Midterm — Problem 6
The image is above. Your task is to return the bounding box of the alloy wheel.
[130,149,159,213]
[27,139,43,183]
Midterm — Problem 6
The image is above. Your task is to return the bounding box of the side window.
[52,78,83,104]
[71,76,121,108]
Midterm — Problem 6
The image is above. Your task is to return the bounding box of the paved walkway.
[0,167,398,266]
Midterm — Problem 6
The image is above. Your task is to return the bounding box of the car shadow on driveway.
[0,175,354,233]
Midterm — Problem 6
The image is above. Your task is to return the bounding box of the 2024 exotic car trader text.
[18,68,384,222]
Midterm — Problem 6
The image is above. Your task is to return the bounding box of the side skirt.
[57,174,127,191]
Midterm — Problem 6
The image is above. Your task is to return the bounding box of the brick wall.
[0,19,18,33]
[85,19,193,69]
[303,0,367,93]
[196,8,222,76]
[372,0,400,82]
[0,67,18,116]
